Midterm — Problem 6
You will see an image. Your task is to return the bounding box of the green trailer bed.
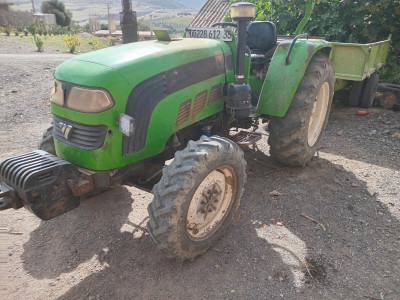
[330,39,391,81]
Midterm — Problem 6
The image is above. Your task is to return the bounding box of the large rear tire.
[268,54,334,166]
[147,136,246,261]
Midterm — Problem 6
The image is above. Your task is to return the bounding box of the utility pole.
[31,0,36,13]
[107,3,111,35]
[150,13,153,38]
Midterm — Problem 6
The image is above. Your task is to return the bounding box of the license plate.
[186,28,233,41]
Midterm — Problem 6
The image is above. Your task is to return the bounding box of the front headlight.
[67,87,114,113]
[50,80,64,106]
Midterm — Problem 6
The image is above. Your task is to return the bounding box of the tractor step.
[230,131,262,148]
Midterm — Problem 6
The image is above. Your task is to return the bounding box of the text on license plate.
[186,28,233,41]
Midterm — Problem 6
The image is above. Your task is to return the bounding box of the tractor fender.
[256,39,332,117]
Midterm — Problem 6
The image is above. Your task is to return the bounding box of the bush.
[88,39,100,49]
[4,26,11,36]
[247,0,400,84]
[33,35,44,52]
[69,25,81,35]
[41,0,72,27]
[380,65,400,84]
[27,22,37,35]
[65,35,80,53]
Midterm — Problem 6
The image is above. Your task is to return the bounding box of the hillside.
[9,0,207,24]
[10,0,207,11]
[178,0,207,9]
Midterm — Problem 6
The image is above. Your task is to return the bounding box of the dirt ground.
[0,37,399,300]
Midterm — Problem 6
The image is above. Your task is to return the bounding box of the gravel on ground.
[0,38,399,300]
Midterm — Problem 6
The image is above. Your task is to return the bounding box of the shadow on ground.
[20,149,400,300]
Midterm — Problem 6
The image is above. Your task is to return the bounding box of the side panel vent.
[193,90,208,116]
[176,99,192,125]
[208,83,224,105]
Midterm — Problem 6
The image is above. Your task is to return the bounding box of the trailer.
[330,39,391,108]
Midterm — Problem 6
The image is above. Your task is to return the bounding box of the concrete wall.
[33,14,56,26]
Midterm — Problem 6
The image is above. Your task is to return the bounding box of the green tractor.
[0,2,334,260]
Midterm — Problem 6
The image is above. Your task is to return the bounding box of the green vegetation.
[243,0,400,84]
[64,35,80,53]
[137,19,150,31]
[146,15,194,36]
[41,0,72,27]
[109,38,118,46]
[33,35,44,52]
[3,26,11,36]
[0,33,111,54]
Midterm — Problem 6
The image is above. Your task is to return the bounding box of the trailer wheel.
[147,136,246,261]
[38,124,55,155]
[268,54,334,166]
[360,74,379,108]
[349,80,365,107]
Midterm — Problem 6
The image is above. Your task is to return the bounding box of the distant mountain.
[10,0,207,24]
[10,0,208,10]
[135,0,207,9]
[178,1,208,9]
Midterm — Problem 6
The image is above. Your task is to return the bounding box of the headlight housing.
[50,80,64,106]
[50,80,114,113]
[67,86,114,113]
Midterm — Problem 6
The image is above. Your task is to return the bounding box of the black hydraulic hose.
[285,33,308,65]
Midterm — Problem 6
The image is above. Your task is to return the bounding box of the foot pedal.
[230,131,262,148]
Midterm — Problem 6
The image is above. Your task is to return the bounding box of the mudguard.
[256,39,331,117]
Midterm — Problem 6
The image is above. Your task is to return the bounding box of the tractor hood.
[55,38,229,88]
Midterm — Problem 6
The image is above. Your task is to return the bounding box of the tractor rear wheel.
[268,54,334,166]
[38,124,56,155]
[360,73,379,108]
[349,80,365,107]
[147,136,246,261]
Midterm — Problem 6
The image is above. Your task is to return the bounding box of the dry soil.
[0,37,399,300]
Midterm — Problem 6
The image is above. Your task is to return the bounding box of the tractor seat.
[247,21,277,69]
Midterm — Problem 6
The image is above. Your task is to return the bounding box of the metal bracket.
[0,183,21,210]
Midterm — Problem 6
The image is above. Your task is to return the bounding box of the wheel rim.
[308,81,330,147]
[186,166,236,241]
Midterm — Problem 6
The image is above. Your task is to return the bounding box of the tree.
[41,0,72,27]
[244,0,400,82]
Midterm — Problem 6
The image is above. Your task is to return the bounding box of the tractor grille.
[52,114,107,151]
[176,99,192,125]
[193,90,208,115]
[208,83,224,105]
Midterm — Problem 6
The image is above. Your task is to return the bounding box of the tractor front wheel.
[38,124,56,155]
[268,54,334,166]
[147,136,246,261]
